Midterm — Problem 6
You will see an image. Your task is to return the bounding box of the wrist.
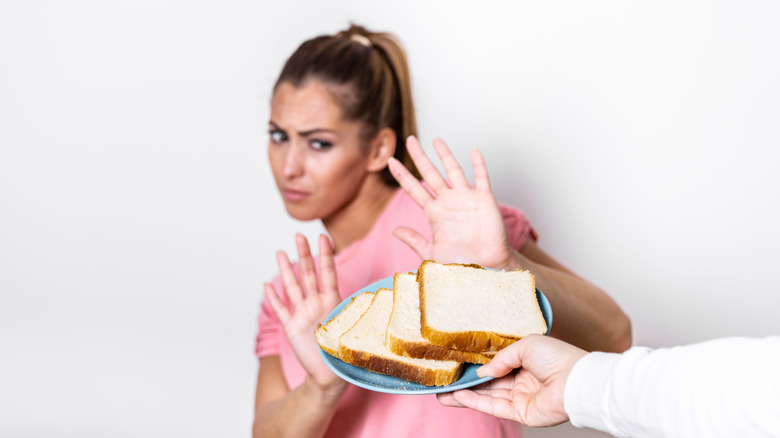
[303,374,349,403]
[499,248,524,272]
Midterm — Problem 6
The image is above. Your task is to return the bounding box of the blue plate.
[318,273,553,394]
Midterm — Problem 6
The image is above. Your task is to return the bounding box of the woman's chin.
[283,206,319,223]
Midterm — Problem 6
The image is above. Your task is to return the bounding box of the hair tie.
[350,33,371,47]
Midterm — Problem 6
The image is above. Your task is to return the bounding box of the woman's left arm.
[389,136,631,353]
[512,240,631,352]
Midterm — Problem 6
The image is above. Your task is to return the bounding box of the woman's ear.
[366,127,397,173]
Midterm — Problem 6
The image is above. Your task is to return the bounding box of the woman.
[253,24,632,438]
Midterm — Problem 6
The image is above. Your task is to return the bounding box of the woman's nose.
[282,142,305,178]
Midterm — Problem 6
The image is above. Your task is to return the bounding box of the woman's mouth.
[281,188,311,202]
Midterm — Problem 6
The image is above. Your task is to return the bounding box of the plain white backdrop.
[2,1,779,437]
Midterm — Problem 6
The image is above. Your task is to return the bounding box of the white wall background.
[2,1,779,437]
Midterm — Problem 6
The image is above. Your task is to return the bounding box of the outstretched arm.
[511,240,631,352]
[442,335,780,437]
[388,136,631,352]
[253,234,348,438]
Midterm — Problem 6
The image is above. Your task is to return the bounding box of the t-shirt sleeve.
[255,275,284,359]
[498,203,537,251]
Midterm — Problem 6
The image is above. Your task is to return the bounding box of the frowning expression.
[268,80,373,222]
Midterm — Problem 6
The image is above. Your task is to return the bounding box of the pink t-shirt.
[255,189,536,438]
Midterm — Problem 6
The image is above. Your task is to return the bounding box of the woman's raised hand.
[264,233,345,391]
[388,136,517,270]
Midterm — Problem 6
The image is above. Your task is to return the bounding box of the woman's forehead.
[270,81,347,129]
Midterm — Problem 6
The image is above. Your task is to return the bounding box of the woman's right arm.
[253,356,347,438]
[252,233,349,438]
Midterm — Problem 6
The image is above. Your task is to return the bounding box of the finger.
[472,375,515,393]
[276,250,303,306]
[432,138,469,188]
[265,283,291,325]
[406,136,449,194]
[436,392,465,408]
[470,386,513,401]
[477,339,528,378]
[295,233,319,298]
[391,226,432,260]
[317,234,339,298]
[388,156,433,207]
[450,389,518,422]
[470,148,493,193]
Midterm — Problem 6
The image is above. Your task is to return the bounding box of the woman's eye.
[311,139,333,150]
[269,130,287,143]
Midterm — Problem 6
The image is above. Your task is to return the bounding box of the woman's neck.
[322,178,398,253]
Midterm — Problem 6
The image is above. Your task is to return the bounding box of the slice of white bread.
[339,287,464,387]
[315,291,375,359]
[418,260,547,353]
[386,272,494,364]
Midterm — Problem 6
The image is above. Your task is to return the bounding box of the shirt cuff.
[563,351,621,434]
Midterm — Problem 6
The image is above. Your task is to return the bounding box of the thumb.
[392,226,431,260]
[476,339,528,378]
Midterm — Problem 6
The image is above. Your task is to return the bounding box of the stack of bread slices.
[315,260,548,387]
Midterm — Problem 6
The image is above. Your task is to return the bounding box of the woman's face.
[268,80,373,222]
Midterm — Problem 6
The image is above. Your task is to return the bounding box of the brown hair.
[273,24,421,185]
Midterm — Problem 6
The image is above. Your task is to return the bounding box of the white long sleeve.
[563,336,780,438]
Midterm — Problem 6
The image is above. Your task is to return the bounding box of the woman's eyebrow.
[298,128,336,137]
[268,120,336,137]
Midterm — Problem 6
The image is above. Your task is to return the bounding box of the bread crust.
[339,344,464,386]
[386,330,493,364]
[315,292,374,359]
[317,337,340,359]
[338,287,464,387]
[419,326,518,353]
[387,271,493,364]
